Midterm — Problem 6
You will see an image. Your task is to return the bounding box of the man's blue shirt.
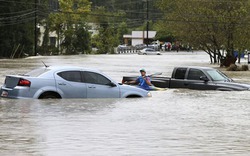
[136,76,151,90]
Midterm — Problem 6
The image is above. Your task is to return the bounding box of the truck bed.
[122,76,171,88]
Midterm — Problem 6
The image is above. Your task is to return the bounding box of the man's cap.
[140,68,146,72]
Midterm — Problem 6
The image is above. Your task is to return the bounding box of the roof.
[175,66,215,70]
[123,31,157,39]
[44,66,101,72]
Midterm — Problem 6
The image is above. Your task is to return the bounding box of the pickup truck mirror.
[200,76,209,82]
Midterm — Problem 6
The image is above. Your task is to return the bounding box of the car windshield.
[206,69,229,81]
[24,68,50,77]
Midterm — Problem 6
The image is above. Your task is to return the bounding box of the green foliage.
[89,6,125,54]
[157,0,250,64]
[0,0,162,57]
[0,0,40,58]
[117,22,129,44]
[89,0,161,54]
[154,21,175,42]
[74,26,91,54]
[48,0,91,55]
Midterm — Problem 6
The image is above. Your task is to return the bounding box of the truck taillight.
[18,79,31,87]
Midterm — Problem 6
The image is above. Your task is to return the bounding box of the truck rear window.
[174,68,187,79]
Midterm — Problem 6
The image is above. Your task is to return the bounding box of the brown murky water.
[1,51,250,155]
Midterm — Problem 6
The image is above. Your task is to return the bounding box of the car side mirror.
[200,76,209,82]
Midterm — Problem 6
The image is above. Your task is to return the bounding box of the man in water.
[125,69,153,90]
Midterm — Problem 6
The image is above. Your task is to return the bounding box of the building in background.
[123,31,157,46]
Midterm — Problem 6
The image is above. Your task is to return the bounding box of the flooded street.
[1,51,250,155]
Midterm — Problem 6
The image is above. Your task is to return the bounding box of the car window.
[174,68,187,79]
[83,71,111,85]
[57,71,82,82]
[146,49,154,52]
[187,69,206,80]
[207,70,228,81]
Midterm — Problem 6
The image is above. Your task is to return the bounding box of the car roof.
[175,66,215,70]
[22,66,104,78]
[45,66,101,72]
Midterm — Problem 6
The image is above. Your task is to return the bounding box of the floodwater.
[1,51,250,156]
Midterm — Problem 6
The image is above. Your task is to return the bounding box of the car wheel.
[143,53,147,55]
[41,95,58,99]
[39,92,61,99]
[126,95,142,98]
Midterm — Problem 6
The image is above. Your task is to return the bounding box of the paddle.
[148,72,162,77]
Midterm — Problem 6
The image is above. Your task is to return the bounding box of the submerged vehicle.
[0,66,152,99]
[122,66,250,91]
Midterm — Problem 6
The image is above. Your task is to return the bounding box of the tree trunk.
[221,55,237,67]
[238,54,241,64]
[213,48,217,64]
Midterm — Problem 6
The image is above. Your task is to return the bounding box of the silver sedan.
[0,66,152,99]
[138,48,161,55]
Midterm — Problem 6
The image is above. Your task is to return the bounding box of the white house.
[123,31,157,46]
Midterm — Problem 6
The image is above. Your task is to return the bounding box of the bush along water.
[227,64,249,71]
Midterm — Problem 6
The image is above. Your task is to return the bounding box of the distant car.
[0,66,152,99]
[134,44,147,50]
[138,48,161,55]
[117,44,128,50]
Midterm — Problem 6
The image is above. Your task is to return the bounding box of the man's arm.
[125,80,136,84]
[144,76,152,86]
[123,77,138,85]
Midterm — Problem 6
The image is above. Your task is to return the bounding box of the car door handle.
[58,83,66,86]
[88,86,96,89]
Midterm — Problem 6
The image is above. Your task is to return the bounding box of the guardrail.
[115,47,139,54]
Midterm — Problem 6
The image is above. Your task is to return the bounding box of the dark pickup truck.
[122,66,250,91]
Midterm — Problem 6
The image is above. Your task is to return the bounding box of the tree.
[73,25,91,54]
[117,22,129,44]
[157,0,250,66]
[89,0,161,52]
[49,0,91,54]
[0,0,40,58]
[89,6,124,54]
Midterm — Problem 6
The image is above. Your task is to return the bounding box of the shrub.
[227,64,238,71]
[226,64,249,71]
[241,65,249,71]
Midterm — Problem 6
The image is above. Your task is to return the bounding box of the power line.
[0,11,36,21]
[0,0,41,6]
[0,9,34,16]
[0,16,35,26]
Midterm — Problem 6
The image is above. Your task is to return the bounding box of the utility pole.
[34,0,38,56]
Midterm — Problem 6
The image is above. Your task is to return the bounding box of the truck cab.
[170,67,213,89]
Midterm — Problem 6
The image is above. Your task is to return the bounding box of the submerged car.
[138,48,161,55]
[0,66,151,99]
